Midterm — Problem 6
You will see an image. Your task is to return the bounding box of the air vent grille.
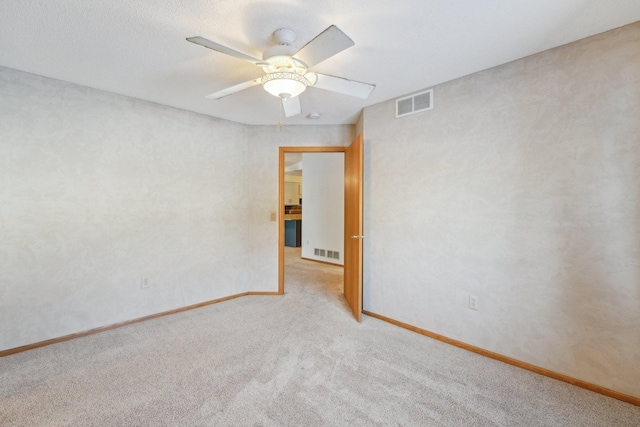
[327,250,340,259]
[395,89,433,118]
[396,98,413,116]
[315,248,340,260]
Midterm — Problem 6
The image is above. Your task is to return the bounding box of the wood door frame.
[278,146,346,294]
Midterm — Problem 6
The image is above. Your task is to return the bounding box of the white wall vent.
[395,89,433,118]
[315,248,339,259]
[327,250,340,259]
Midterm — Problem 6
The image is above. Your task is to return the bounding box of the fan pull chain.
[278,98,283,131]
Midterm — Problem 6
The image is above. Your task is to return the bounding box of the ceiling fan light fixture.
[262,72,310,99]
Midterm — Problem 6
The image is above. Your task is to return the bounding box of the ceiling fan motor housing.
[262,46,298,65]
[262,28,308,71]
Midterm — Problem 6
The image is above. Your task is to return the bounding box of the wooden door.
[344,134,364,321]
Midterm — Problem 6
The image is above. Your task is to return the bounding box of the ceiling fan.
[186,25,375,118]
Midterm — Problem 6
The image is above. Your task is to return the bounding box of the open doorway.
[278,136,364,321]
[288,152,344,263]
[279,147,345,293]
[282,151,345,309]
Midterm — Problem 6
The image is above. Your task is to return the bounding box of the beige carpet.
[1,248,639,426]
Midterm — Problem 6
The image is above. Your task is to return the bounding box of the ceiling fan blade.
[282,96,302,118]
[205,78,262,100]
[311,73,376,99]
[187,36,262,64]
[293,25,354,68]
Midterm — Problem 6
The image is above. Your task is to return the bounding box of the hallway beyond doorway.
[284,247,346,315]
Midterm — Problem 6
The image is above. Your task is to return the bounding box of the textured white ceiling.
[1,1,639,125]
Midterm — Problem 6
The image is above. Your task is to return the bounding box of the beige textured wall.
[362,22,640,397]
[0,65,355,351]
[0,66,252,351]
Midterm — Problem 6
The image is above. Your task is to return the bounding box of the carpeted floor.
[1,248,639,426]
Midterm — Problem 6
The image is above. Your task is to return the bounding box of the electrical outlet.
[141,278,150,289]
[469,295,479,310]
